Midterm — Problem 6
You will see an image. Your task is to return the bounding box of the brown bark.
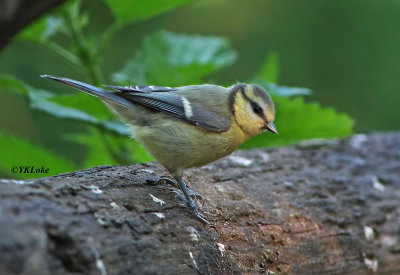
[0,132,399,274]
[0,0,67,50]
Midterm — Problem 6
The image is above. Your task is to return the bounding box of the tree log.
[1,132,399,274]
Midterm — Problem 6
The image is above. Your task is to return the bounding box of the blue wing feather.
[104,85,176,93]
[42,75,231,132]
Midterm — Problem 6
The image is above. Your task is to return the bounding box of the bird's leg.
[157,177,204,200]
[175,177,209,225]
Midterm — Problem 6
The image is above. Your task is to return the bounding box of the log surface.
[1,132,399,274]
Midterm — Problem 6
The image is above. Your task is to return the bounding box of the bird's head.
[230,84,277,137]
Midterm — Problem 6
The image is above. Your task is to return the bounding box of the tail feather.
[41,75,136,108]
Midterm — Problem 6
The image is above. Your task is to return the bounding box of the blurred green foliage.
[105,0,195,24]
[0,132,76,178]
[0,0,353,179]
[113,30,238,86]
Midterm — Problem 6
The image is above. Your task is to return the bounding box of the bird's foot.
[192,208,210,225]
[157,177,204,200]
[168,190,209,224]
[188,189,204,200]
[183,195,210,225]
[160,177,209,225]
[157,176,176,186]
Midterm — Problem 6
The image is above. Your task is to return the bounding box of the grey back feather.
[118,85,232,132]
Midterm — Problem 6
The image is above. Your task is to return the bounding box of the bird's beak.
[265,122,278,134]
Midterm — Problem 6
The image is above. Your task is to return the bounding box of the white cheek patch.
[181,96,193,118]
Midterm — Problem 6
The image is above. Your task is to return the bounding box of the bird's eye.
[252,103,263,114]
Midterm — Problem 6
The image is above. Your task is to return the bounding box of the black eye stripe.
[240,88,265,118]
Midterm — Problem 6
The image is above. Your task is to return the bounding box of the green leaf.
[0,132,76,179]
[29,88,97,122]
[0,74,29,96]
[17,0,98,75]
[251,79,311,97]
[50,93,113,121]
[28,88,130,135]
[265,82,311,97]
[17,0,84,43]
[17,16,64,42]
[251,54,310,97]
[0,74,129,136]
[67,0,89,31]
[104,0,195,24]
[113,50,147,85]
[113,30,238,86]
[241,96,354,148]
[65,128,118,167]
[66,127,153,168]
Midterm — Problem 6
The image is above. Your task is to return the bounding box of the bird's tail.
[41,75,136,108]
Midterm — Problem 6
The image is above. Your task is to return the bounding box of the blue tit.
[41,75,277,224]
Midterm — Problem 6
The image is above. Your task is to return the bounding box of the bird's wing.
[104,85,177,93]
[118,91,231,132]
[41,75,231,132]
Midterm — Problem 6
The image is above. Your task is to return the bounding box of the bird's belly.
[132,121,237,172]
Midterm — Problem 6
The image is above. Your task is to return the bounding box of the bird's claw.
[188,189,204,200]
[170,191,210,225]
[158,177,204,200]
[157,176,176,186]
[192,209,210,225]
[157,176,209,225]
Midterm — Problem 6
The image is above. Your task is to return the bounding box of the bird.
[41,75,277,224]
